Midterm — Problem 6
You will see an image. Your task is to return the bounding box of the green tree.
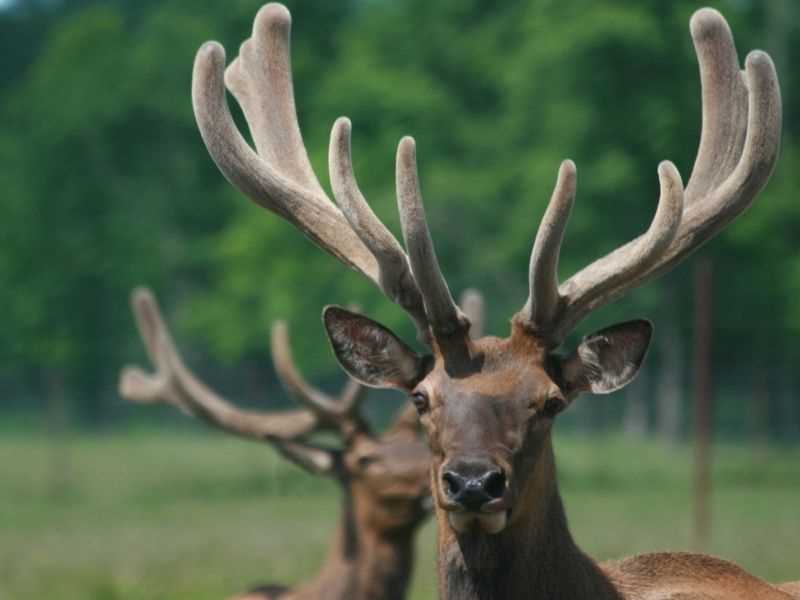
[2,0,799,436]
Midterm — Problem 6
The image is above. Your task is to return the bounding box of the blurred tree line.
[1,0,798,440]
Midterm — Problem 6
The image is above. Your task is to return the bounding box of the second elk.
[119,288,432,600]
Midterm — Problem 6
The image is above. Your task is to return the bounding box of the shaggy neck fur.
[436,438,621,600]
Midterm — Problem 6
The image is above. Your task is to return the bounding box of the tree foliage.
[1,0,798,433]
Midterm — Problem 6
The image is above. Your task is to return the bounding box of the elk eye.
[411,391,429,415]
[357,454,378,469]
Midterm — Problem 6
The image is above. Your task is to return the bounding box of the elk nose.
[442,465,506,511]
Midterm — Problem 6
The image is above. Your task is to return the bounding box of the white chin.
[477,511,507,534]
[447,511,507,535]
[448,511,475,533]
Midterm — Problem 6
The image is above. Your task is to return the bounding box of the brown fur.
[223,428,431,600]
[425,329,797,600]
[328,317,798,600]
[777,582,800,599]
[443,335,793,599]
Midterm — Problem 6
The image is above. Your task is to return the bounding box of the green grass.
[1,431,798,599]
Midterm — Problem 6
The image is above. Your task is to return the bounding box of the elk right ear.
[323,306,427,390]
[559,319,653,396]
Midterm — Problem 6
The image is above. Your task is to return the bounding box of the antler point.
[132,286,156,311]
[397,137,418,172]
[690,8,727,41]
[334,115,352,130]
[558,159,577,187]
[400,135,416,152]
[132,285,150,301]
[331,117,352,148]
[745,49,774,72]
[197,40,225,64]
[657,160,679,179]
[257,3,292,32]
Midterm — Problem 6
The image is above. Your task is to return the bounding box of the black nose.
[442,461,506,511]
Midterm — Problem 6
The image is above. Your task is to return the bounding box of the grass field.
[1,430,798,599]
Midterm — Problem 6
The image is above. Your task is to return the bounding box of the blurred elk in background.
[119,287,476,600]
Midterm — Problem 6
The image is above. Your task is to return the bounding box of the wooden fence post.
[692,258,713,550]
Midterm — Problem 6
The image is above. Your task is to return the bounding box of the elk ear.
[323,306,427,390]
[560,319,652,395]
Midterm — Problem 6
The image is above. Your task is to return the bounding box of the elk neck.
[436,434,621,600]
[294,482,417,600]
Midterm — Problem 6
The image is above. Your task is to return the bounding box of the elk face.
[344,432,432,532]
[412,335,558,535]
[325,308,652,535]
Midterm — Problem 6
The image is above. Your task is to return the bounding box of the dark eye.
[411,391,429,415]
[357,454,378,470]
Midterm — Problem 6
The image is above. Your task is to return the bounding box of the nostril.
[442,471,463,498]
[483,470,506,500]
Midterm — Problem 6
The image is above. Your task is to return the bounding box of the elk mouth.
[447,508,511,535]
[439,483,512,534]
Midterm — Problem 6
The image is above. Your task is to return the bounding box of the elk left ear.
[323,305,427,390]
[560,319,653,395]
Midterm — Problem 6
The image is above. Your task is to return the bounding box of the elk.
[190,3,796,599]
[119,286,446,600]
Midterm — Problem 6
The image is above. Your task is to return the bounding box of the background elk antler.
[120,287,347,473]
[119,286,432,600]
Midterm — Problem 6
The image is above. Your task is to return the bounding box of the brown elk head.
[119,288,431,536]
[190,4,780,538]
[323,303,652,535]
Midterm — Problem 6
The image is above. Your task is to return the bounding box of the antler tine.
[553,161,684,337]
[193,41,376,275]
[224,5,323,194]
[192,5,434,346]
[329,118,430,342]
[459,288,486,339]
[270,319,362,424]
[522,8,780,343]
[680,10,781,223]
[518,160,576,332]
[684,8,749,200]
[396,137,469,346]
[119,288,173,407]
[120,287,193,410]
[338,378,369,417]
[119,287,319,442]
[274,440,337,476]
